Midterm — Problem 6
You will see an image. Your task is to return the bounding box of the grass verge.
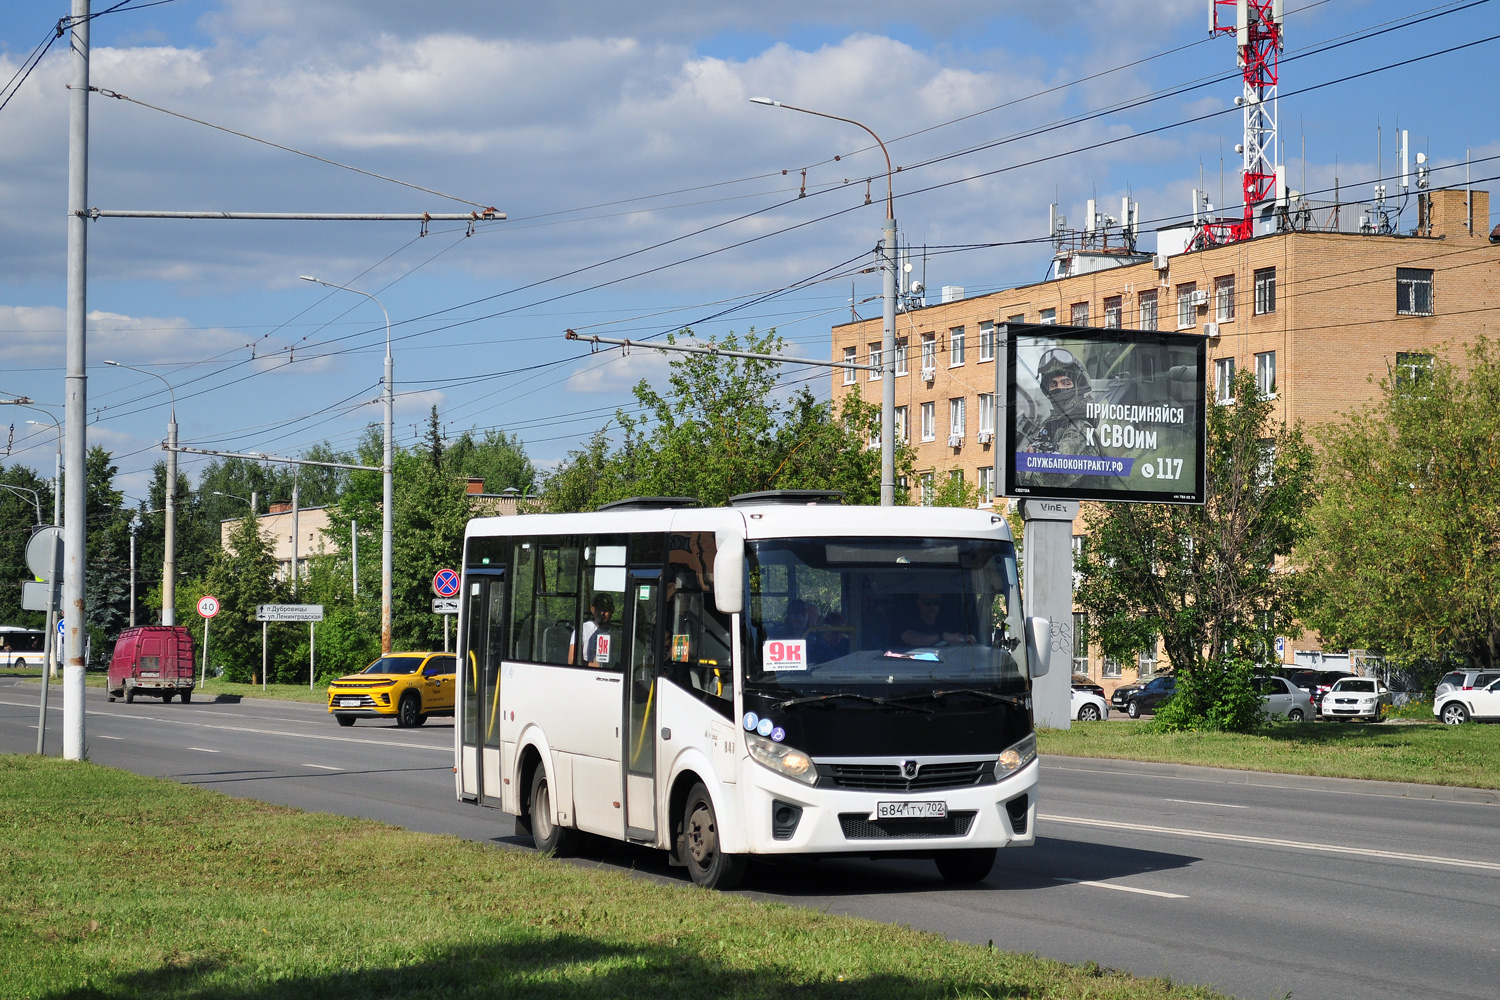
[10,670,330,704]
[0,755,1228,1000]
[1038,719,1500,789]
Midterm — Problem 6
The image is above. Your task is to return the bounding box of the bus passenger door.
[460,571,505,805]
[623,568,661,840]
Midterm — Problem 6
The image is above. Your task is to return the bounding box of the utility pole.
[62,0,90,761]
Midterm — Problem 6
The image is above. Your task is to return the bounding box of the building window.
[1102,655,1122,678]
[1072,612,1090,674]
[921,333,936,373]
[920,471,935,506]
[978,392,994,436]
[894,405,909,444]
[949,397,966,439]
[1040,307,1057,325]
[949,327,966,366]
[978,466,994,503]
[842,347,857,385]
[868,426,881,449]
[1396,268,1434,316]
[868,343,882,380]
[1138,290,1158,330]
[948,469,964,485]
[1214,275,1235,322]
[1254,267,1276,315]
[1395,351,1433,393]
[1215,357,1236,404]
[894,338,909,375]
[1070,302,1090,326]
[1137,635,1159,675]
[1176,282,1198,328]
[1255,351,1276,397]
[979,320,995,362]
[1103,296,1122,329]
[920,401,935,441]
[1257,438,1276,485]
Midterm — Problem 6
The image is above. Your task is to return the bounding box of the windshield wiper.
[890,688,1030,709]
[773,692,935,714]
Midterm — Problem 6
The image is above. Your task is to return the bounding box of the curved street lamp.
[300,275,395,654]
[750,97,897,506]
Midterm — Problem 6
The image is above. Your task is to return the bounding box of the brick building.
[831,187,1498,691]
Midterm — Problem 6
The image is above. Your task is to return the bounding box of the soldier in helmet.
[1028,347,1099,487]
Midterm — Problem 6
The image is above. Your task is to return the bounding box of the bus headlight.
[994,733,1037,778]
[747,734,818,786]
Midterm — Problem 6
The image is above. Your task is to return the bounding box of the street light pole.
[105,360,178,625]
[750,97,897,507]
[300,276,394,653]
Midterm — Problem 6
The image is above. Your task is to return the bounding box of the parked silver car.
[1255,675,1314,721]
[1434,669,1500,700]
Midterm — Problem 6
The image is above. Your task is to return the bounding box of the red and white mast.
[1198,0,1284,247]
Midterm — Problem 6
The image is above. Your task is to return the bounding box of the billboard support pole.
[1020,499,1077,729]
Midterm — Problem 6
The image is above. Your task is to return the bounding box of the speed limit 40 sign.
[196,595,220,619]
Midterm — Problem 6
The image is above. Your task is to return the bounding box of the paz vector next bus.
[453,491,1050,889]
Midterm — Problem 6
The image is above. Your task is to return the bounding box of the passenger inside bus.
[897,592,977,648]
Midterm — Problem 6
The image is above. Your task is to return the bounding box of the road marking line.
[94,734,124,740]
[187,747,220,753]
[303,764,342,771]
[1041,814,1500,872]
[1163,798,1248,809]
[1054,877,1188,899]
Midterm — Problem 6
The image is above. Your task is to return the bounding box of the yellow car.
[327,652,457,728]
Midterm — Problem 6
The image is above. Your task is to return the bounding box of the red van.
[107,626,197,703]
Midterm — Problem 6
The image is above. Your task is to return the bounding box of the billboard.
[1002,323,1206,504]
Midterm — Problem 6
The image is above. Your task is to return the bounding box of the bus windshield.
[744,537,1027,700]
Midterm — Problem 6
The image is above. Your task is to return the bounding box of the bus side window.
[667,533,734,718]
[509,539,535,661]
[534,539,581,666]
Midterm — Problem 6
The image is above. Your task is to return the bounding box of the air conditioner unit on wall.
[1202,322,1220,339]
[921,367,936,381]
[1190,289,1209,307]
[1153,252,1170,270]
[976,429,994,444]
[947,434,963,448]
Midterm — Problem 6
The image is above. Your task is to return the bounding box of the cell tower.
[1196,0,1285,248]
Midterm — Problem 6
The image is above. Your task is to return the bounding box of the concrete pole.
[351,520,358,597]
[881,219,897,506]
[1020,499,1079,729]
[129,520,137,627]
[163,415,177,625]
[383,350,394,653]
[291,469,300,597]
[62,0,91,761]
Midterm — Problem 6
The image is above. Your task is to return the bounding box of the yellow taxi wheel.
[336,715,356,727]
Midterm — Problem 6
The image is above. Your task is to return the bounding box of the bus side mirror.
[713,532,745,616]
[1025,616,1051,678]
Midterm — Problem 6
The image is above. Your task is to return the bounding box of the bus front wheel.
[529,767,580,857]
[682,782,746,890]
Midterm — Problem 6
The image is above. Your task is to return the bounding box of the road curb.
[1042,754,1500,805]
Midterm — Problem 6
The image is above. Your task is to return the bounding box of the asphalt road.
[5,677,1500,1000]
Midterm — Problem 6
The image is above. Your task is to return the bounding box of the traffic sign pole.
[196,596,219,687]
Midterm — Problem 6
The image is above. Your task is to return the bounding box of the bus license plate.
[874,801,947,820]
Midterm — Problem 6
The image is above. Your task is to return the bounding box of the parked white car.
[1255,675,1314,721]
[1435,676,1500,724]
[1319,676,1392,722]
[1071,687,1110,722]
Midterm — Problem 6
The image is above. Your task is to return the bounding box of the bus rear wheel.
[682,782,746,890]
[529,767,580,857]
[935,848,996,884]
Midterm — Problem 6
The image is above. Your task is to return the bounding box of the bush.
[1151,656,1263,732]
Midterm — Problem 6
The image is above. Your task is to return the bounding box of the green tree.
[445,427,536,496]
[1074,370,1315,730]
[0,463,53,630]
[1301,338,1500,670]
[191,513,287,682]
[542,330,910,511]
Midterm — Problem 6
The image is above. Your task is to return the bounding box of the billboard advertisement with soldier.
[1002,323,1206,504]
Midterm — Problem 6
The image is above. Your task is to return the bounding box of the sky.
[1,0,1497,505]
